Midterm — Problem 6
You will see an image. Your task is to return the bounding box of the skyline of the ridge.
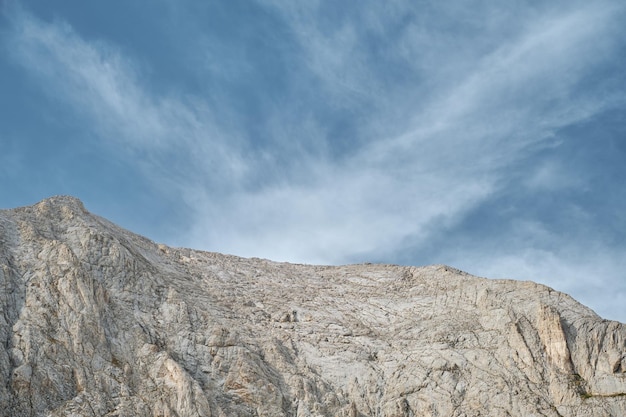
[1,1,625,321]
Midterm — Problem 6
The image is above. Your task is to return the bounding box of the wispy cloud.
[181,1,625,262]
[522,160,583,191]
[6,2,626,320]
[7,11,249,191]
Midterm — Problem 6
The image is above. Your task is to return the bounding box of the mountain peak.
[34,195,86,211]
[0,200,624,416]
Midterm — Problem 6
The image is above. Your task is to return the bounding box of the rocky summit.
[0,196,625,417]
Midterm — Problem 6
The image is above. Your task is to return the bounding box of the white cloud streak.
[183,1,624,261]
[8,13,249,189]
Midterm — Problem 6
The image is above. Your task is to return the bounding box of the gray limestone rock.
[0,196,624,416]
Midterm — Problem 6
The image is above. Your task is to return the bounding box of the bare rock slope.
[1,196,625,416]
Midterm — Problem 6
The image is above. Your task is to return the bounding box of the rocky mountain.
[0,196,625,416]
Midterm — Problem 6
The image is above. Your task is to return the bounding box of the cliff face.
[0,196,624,417]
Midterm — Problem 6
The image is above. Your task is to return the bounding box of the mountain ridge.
[0,196,624,416]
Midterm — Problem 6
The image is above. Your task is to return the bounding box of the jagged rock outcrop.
[1,196,625,416]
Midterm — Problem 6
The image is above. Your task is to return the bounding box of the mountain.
[0,196,624,416]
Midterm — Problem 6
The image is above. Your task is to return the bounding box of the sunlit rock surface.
[1,196,624,416]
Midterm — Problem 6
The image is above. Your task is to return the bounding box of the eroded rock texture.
[0,196,625,416]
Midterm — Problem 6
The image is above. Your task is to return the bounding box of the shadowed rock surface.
[1,196,625,416]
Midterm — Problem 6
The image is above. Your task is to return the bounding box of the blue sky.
[1,1,625,322]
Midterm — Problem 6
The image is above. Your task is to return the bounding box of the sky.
[1,1,625,322]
